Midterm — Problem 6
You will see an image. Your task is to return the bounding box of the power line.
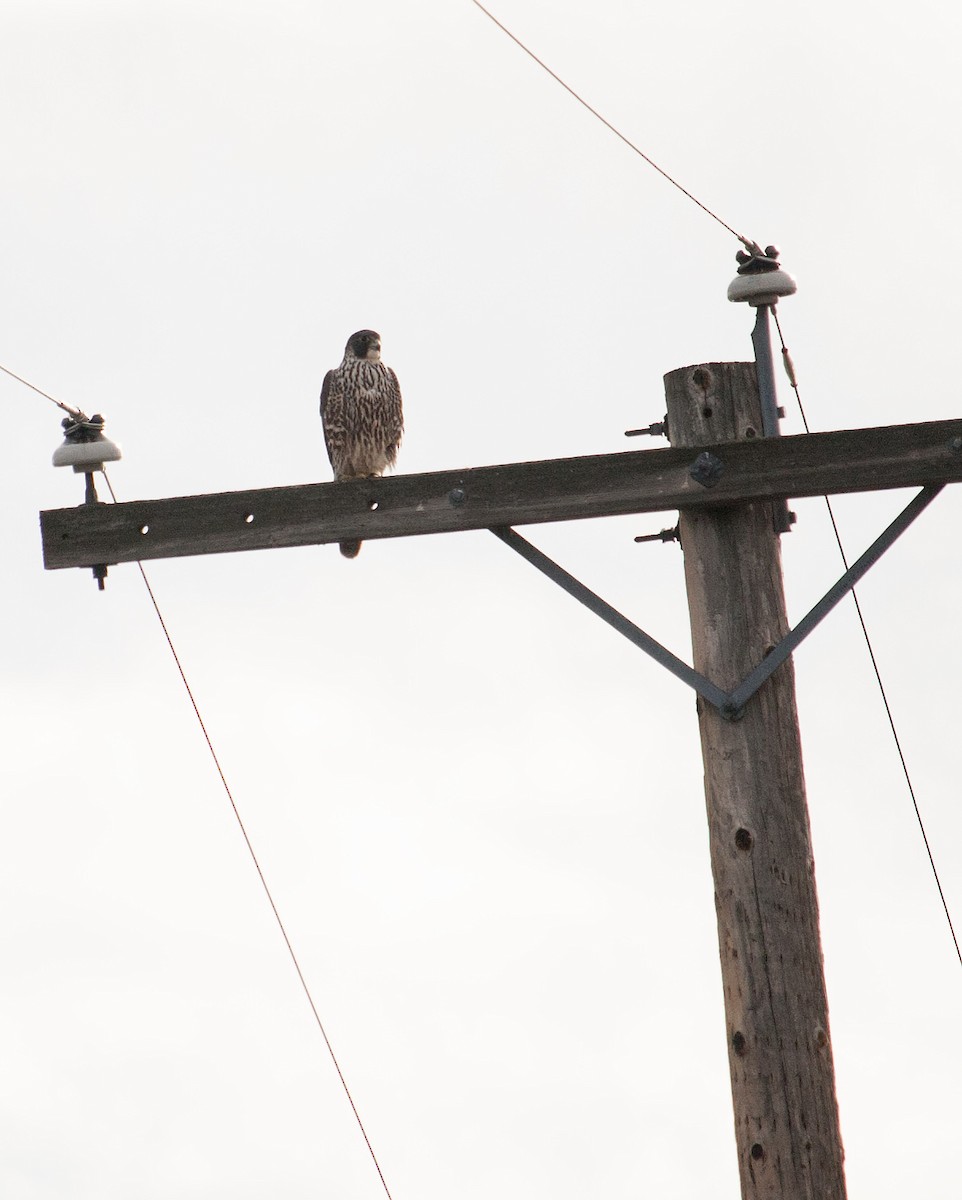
[0,361,82,417]
[11,341,961,975]
[2,349,397,1190]
[772,311,962,970]
[468,0,752,247]
[100,472,397,1200]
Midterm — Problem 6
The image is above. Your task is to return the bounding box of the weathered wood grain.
[667,362,847,1199]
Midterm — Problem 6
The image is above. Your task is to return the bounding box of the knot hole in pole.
[691,366,715,418]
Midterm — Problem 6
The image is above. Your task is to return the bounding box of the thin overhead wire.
[0,361,82,417]
[469,0,752,247]
[772,310,962,970]
[5,348,396,1191]
[470,0,960,965]
[99,474,397,1197]
[12,328,960,979]
[98,476,396,1200]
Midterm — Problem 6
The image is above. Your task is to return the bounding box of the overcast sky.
[3,1,961,1197]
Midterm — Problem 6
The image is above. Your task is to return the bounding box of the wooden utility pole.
[42,368,962,1199]
[665,361,846,1198]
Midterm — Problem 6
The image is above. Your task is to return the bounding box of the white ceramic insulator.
[52,437,123,469]
[727,270,798,306]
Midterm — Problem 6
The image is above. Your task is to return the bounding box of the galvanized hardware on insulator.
[52,412,122,590]
[727,244,798,307]
[625,413,669,439]
[52,412,123,473]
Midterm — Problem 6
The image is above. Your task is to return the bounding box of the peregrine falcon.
[320,329,404,558]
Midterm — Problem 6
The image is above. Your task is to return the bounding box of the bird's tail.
[339,540,362,559]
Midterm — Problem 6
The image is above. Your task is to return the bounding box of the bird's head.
[345,330,382,362]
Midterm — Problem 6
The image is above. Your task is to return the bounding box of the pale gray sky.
[3,2,961,1197]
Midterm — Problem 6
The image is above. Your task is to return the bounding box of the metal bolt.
[689,451,725,489]
[949,436,962,453]
[634,524,680,546]
[624,418,667,439]
[448,487,466,506]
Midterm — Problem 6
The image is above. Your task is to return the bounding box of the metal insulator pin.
[625,413,669,439]
[634,524,680,546]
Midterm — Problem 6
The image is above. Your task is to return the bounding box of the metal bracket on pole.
[751,303,781,439]
[491,524,731,711]
[728,244,797,533]
[492,483,943,719]
[724,483,943,713]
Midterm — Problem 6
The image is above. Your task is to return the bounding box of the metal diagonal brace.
[726,484,943,713]
[491,483,943,719]
[490,526,730,711]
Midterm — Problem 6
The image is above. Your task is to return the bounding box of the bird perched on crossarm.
[320,329,404,558]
